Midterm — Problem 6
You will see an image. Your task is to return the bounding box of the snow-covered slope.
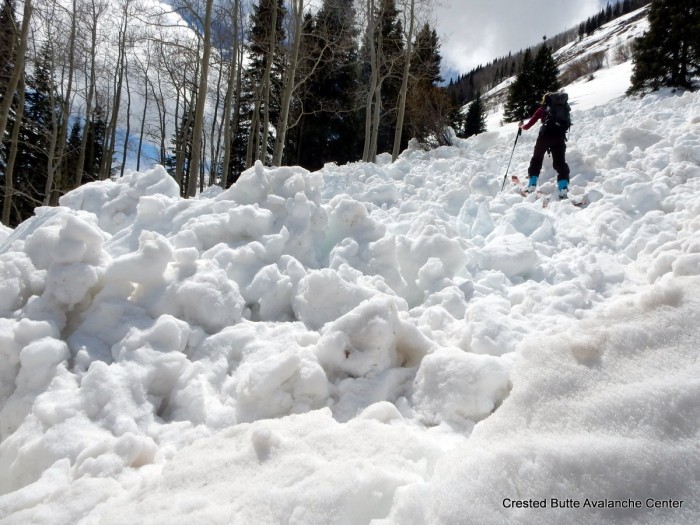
[2,23,700,525]
[555,6,649,68]
[482,5,649,130]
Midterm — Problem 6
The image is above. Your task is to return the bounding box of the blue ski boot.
[525,176,538,194]
[558,179,569,200]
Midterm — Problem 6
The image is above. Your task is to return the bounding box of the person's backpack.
[543,92,571,134]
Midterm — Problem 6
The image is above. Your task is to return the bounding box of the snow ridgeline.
[0,87,699,523]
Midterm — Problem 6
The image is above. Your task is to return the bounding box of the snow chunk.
[617,127,662,151]
[316,296,429,378]
[244,256,306,322]
[0,252,37,315]
[233,347,328,422]
[24,212,105,270]
[105,230,172,284]
[292,269,374,330]
[478,233,539,278]
[0,223,11,243]
[412,348,511,426]
[0,337,69,439]
[59,165,180,234]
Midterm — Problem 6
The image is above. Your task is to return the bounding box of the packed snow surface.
[2,59,700,525]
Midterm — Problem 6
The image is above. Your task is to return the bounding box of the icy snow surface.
[2,69,700,524]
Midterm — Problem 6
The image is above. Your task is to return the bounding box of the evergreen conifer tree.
[464,92,486,138]
[229,0,286,180]
[503,42,560,124]
[167,107,195,196]
[357,0,405,157]
[83,106,106,183]
[503,48,536,122]
[374,0,405,155]
[294,0,360,171]
[628,0,700,93]
[0,0,16,90]
[0,0,17,176]
[13,42,63,221]
[411,24,442,86]
[404,24,451,149]
[64,121,82,184]
[533,43,560,101]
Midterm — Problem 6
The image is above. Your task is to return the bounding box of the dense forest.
[0,0,451,226]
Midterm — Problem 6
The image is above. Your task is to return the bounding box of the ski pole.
[500,126,522,191]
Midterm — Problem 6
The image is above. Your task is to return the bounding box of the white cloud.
[436,0,601,76]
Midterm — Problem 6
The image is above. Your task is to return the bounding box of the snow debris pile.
[1,84,700,522]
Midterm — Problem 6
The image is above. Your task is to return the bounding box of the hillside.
[448,2,650,112]
[1,7,700,524]
[479,4,650,128]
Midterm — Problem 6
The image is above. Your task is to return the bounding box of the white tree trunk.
[101,4,129,180]
[221,0,241,187]
[392,0,415,161]
[362,0,379,162]
[0,0,32,221]
[272,0,303,166]
[2,74,26,226]
[258,1,279,164]
[187,0,214,197]
[75,1,101,187]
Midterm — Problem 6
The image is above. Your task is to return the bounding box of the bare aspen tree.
[185,0,214,197]
[33,16,63,207]
[147,25,179,168]
[156,38,187,183]
[45,0,79,204]
[0,0,32,223]
[74,0,107,187]
[220,0,242,187]
[183,58,198,191]
[149,67,167,165]
[392,0,435,160]
[272,0,355,167]
[0,0,30,145]
[135,50,151,171]
[257,0,279,164]
[174,65,195,190]
[361,0,380,162]
[2,73,26,226]
[174,70,187,187]
[246,81,262,168]
[200,126,206,191]
[100,0,130,180]
[368,58,382,161]
[391,0,414,161]
[244,0,285,169]
[208,51,225,186]
[367,1,388,163]
[145,22,195,187]
[358,0,406,162]
[120,56,131,177]
[271,0,303,166]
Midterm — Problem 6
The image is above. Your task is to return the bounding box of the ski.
[511,176,550,207]
[511,175,589,209]
[565,194,590,209]
[511,175,530,197]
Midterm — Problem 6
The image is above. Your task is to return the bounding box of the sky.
[435,0,604,78]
